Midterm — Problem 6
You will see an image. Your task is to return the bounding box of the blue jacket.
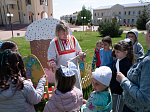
[0,77,46,112]
[120,50,150,112]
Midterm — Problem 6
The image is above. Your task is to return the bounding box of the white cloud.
[77,1,97,3]
[53,3,59,5]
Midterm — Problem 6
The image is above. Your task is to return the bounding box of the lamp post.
[7,13,14,37]
[81,17,86,31]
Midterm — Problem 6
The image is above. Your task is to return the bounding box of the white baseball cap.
[92,66,112,86]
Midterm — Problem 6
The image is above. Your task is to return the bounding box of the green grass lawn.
[2,31,148,66]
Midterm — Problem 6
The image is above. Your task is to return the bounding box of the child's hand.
[42,74,47,80]
[116,72,125,83]
[83,99,87,104]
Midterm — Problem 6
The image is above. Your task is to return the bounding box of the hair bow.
[124,38,131,43]
[0,50,10,65]
[58,62,77,77]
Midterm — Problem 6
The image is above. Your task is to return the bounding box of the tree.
[98,16,123,37]
[136,7,149,30]
[69,17,72,23]
[77,5,92,25]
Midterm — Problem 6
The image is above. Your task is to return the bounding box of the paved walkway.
[0,25,146,40]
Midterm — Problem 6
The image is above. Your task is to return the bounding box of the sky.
[53,0,146,20]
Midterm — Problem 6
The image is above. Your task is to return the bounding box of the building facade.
[93,2,150,25]
[60,11,79,22]
[0,0,53,26]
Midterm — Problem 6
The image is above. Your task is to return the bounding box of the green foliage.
[69,17,72,23]
[75,19,78,25]
[77,5,92,25]
[136,7,149,30]
[71,20,75,25]
[98,16,123,37]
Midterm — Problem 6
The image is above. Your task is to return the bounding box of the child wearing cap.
[126,29,144,62]
[81,66,113,112]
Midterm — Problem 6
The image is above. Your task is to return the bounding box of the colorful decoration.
[24,54,47,87]
[25,18,73,41]
[78,59,85,78]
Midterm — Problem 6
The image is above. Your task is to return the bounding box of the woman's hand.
[79,51,86,62]
[52,63,57,73]
[116,72,125,83]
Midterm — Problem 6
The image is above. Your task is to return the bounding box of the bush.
[136,7,149,30]
[98,17,123,37]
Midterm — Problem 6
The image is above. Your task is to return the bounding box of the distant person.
[1,40,18,52]
[110,39,134,112]
[0,49,47,112]
[100,36,113,69]
[126,29,144,63]
[91,40,102,72]
[81,66,113,112]
[44,62,83,112]
[116,20,150,112]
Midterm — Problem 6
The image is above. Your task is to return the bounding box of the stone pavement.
[0,25,146,40]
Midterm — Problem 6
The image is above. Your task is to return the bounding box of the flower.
[26,68,32,76]
[27,62,32,67]
[88,102,95,111]
[79,62,84,69]
[30,57,35,63]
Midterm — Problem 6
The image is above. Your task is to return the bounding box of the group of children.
[0,19,148,112]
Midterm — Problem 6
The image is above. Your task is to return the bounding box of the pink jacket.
[43,86,83,112]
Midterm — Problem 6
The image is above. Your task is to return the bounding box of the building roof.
[94,2,150,10]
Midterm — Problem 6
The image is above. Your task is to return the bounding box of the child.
[91,40,102,72]
[44,62,83,112]
[100,36,113,69]
[126,29,144,62]
[47,20,86,90]
[0,49,47,112]
[81,66,112,112]
[1,40,18,52]
[110,38,134,112]
[116,20,150,112]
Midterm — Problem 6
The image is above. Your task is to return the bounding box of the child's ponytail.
[127,40,134,66]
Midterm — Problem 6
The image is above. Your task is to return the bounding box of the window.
[132,19,134,23]
[124,11,126,15]
[98,13,99,16]
[94,20,96,23]
[133,11,135,15]
[95,13,96,16]
[124,19,126,23]
[128,11,130,15]
[101,13,103,16]
[40,0,48,5]
[26,0,31,5]
[113,12,115,15]
[138,11,141,15]
[128,19,130,23]
[17,1,20,10]
[119,12,121,15]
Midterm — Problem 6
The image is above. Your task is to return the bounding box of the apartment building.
[93,2,150,25]
[60,11,79,22]
[0,0,53,26]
